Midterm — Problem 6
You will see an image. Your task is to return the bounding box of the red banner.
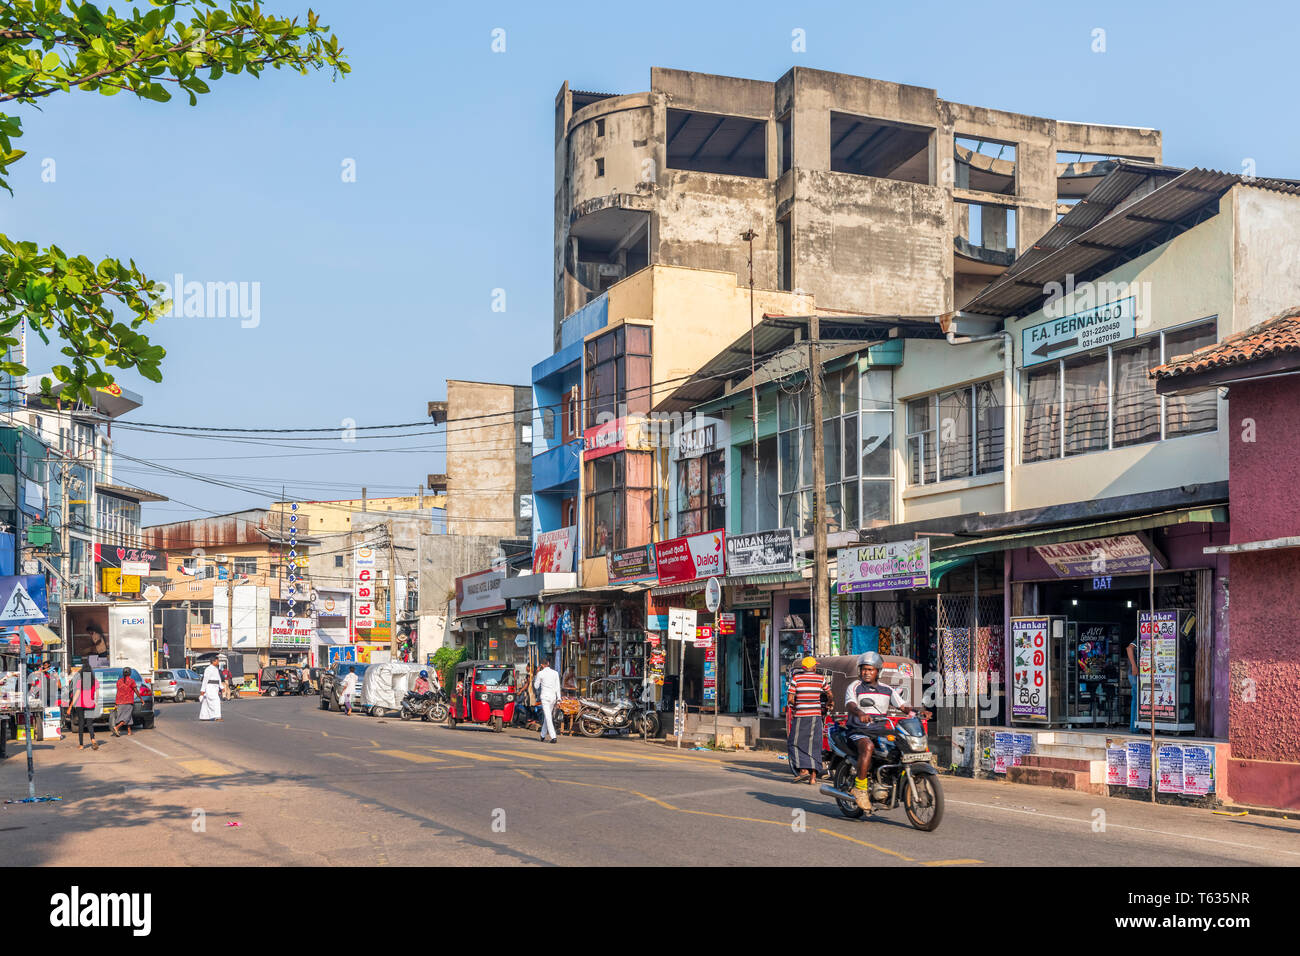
[654,529,725,585]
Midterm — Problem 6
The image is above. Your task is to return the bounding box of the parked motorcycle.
[575,679,660,739]
[399,688,449,723]
[819,713,944,832]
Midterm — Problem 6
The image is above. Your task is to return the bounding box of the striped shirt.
[787,669,828,718]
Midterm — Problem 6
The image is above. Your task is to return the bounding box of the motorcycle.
[575,678,660,739]
[819,712,944,832]
[399,688,449,723]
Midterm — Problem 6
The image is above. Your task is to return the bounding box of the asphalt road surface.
[3,696,1299,866]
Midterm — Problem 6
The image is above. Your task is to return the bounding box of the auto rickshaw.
[446,660,517,732]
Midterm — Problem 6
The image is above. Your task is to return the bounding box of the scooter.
[818,712,944,832]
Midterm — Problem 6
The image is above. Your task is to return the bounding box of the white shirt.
[845,678,906,721]
[533,666,561,701]
[340,673,359,697]
[202,664,222,686]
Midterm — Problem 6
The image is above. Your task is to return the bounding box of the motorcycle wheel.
[577,714,605,738]
[638,711,661,738]
[430,702,448,722]
[399,706,414,722]
[833,761,866,819]
[903,773,944,831]
[491,715,503,733]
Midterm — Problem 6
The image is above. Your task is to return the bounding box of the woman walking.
[66,663,100,751]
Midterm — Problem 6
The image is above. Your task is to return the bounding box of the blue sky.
[6,0,1295,522]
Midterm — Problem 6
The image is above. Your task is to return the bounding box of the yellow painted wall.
[273,495,445,536]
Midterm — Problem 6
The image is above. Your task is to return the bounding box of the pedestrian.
[111,668,141,737]
[221,661,233,699]
[199,658,223,721]
[85,622,108,660]
[66,662,99,751]
[1125,636,1141,732]
[786,655,830,784]
[338,665,359,716]
[533,656,561,743]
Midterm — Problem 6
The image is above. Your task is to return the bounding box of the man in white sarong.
[199,659,223,721]
[338,665,359,716]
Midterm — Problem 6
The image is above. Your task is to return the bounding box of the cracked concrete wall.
[445,381,532,539]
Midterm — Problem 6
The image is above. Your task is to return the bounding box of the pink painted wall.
[1229,381,1300,543]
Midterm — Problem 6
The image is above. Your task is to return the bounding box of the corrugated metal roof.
[964,164,1300,318]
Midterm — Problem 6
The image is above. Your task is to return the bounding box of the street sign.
[704,576,721,613]
[1021,296,1137,367]
[143,585,163,605]
[667,607,697,641]
[0,576,48,624]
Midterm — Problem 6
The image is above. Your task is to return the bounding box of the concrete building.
[271,494,446,536]
[554,67,1161,344]
[427,380,532,540]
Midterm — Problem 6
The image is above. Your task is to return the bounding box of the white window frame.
[906,379,1003,486]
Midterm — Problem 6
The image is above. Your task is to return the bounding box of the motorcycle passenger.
[414,670,431,696]
[845,652,914,812]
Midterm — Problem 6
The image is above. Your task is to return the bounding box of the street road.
[3,696,1299,866]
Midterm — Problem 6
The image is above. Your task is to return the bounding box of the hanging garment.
[878,627,892,656]
[850,625,879,656]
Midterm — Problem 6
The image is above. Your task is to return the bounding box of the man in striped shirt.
[786,656,830,784]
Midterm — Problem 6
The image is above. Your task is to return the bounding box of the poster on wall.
[759,640,769,707]
[1010,617,1050,721]
[1106,747,1127,786]
[533,527,576,573]
[1183,745,1215,795]
[1137,610,1178,724]
[1012,733,1034,767]
[725,529,795,576]
[654,530,725,585]
[609,544,657,583]
[1125,741,1151,789]
[993,732,1013,774]
[1157,745,1184,794]
[836,539,929,594]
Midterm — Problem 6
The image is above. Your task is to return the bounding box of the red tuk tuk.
[447,660,517,732]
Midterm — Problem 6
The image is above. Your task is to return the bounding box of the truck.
[61,601,155,680]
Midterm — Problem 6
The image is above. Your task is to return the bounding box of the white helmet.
[856,652,884,671]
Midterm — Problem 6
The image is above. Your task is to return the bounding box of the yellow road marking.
[921,858,983,867]
[561,751,634,764]
[558,779,786,826]
[491,749,571,762]
[514,769,537,780]
[375,749,443,763]
[599,751,713,767]
[177,758,236,777]
[433,749,508,762]
[369,739,380,747]
[815,828,915,861]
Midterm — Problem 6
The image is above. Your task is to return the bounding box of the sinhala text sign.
[836,539,929,594]
[1011,617,1050,722]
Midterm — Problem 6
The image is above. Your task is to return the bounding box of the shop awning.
[928,555,971,588]
[1204,535,1300,555]
[0,624,61,649]
[930,506,1228,559]
[538,584,646,603]
[651,570,806,597]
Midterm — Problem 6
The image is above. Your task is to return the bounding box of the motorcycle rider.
[413,670,432,696]
[845,652,914,812]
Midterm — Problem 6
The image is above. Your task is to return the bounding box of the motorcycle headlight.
[902,733,927,751]
[506,694,515,702]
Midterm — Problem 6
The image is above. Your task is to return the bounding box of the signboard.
[101,568,140,594]
[1157,745,1184,794]
[1021,295,1137,367]
[533,527,576,573]
[316,593,350,617]
[993,731,1013,774]
[455,568,506,617]
[143,585,163,605]
[354,546,377,628]
[1125,741,1151,789]
[704,577,721,613]
[608,544,657,583]
[1183,745,1215,795]
[717,612,736,636]
[1106,747,1127,786]
[93,544,167,571]
[1137,610,1178,724]
[694,625,714,647]
[582,417,651,461]
[674,419,722,459]
[759,639,769,706]
[270,615,315,649]
[1010,617,1049,721]
[1035,534,1163,578]
[667,607,697,642]
[654,530,725,586]
[327,645,356,666]
[0,575,48,624]
[836,539,929,594]
[725,529,795,577]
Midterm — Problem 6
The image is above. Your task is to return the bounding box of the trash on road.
[225,821,243,827]
[4,795,62,804]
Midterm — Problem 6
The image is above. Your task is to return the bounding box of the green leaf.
[41,51,60,72]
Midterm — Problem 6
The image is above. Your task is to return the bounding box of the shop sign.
[354,546,377,628]
[694,625,714,647]
[1021,295,1137,367]
[1010,617,1049,721]
[759,641,769,706]
[1137,610,1178,723]
[730,586,769,608]
[514,634,529,648]
[717,612,736,635]
[655,530,725,586]
[836,539,929,594]
[704,577,722,612]
[583,417,626,460]
[609,544,657,583]
[1157,745,1184,794]
[316,593,350,618]
[673,419,722,459]
[1035,534,1163,578]
[726,529,795,576]
[455,567,506,617]
[101,568,140,594]
[270,615,315,648]
[1182,745,1215,795]
[1125,741,1151,789]
[94,543,167,571]
[667,607,697,642]
[533,526,576,573]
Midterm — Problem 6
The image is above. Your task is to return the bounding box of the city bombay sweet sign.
[836,539,929,594]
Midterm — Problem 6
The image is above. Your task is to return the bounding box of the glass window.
[975,380,1003,474]
[823,419,841,484]
[861,481,891,525]
[584,326,653,428]
[778,431,798,492]
[843,414,859,479]
[1022,364,1061,464]
[841,366,859,417]
[1112,337,1161,447]
[1064,353,1109,456]
[1164,323,1218,437]
[937,388,972,480]
[862,414,892,479]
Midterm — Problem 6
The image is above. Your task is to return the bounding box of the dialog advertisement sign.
[836,539,929,594]
[654,530,725,586]
[1137,610,1178,724]
[1011,617,1049,721]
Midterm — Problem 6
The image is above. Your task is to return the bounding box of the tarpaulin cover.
[361,661,425,712]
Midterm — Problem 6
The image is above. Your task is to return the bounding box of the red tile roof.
[1150,307,1300,380]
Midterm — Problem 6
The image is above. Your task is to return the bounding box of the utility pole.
[809,313,830,655]
[386,520,397,659]
[741,229,760,534]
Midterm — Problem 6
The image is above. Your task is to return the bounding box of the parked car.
[320,662,371,712]
[153,669,203,702]
[63,668,156,730]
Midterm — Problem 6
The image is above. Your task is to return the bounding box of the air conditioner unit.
[214,554,230,564]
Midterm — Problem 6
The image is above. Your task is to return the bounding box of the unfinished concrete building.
[554,67,1161,343]
[426,380,533,540]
